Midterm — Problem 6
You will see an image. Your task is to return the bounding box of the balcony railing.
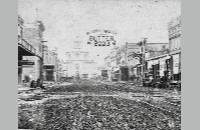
[18,35,36,55]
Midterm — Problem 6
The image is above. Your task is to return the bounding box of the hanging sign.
[86,29,117,46]
[18,60,35,66]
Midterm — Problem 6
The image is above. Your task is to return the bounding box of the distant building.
[104,42,169,82]
[63,41,98,79]
[104,47,120,81]
[43,45,60,81]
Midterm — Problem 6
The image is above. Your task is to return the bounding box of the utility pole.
[40,41,48,86]
[140,38,147,86]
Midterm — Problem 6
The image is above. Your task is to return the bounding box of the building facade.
[168,16,181,81]
[43,45,60,82]
[22,21,44,84]
[18,15,39,86]
[63,42,98,79]
[104,47,120,81]
[104,42,169,82]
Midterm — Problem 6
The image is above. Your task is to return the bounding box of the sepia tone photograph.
[18,0,181,129]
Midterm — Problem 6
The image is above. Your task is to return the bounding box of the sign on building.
[126,43,141,54]
[173,54,180,74]
[18,60,35,66]
[87,29,117,46]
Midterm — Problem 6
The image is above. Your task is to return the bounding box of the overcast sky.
[18,0,181,65]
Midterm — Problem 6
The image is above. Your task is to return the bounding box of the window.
[76,53,80,59]
[68,54,71,59]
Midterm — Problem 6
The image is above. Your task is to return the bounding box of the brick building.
[21,21,45,84]
[168,15,181,81]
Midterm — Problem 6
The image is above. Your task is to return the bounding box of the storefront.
[120,66,129,81]
[44,65,55,81]
[145,54,171,82]
[150,59,159,80]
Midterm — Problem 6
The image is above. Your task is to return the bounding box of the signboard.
[46,69,54,71]
[126,43,141,54]
[147,60,153,69]
[173,54,179,74]
[87,29,117,46]
[159,58,165,76]
[18,60,35,66]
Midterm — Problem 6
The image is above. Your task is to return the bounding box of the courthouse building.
[63,41,98,79]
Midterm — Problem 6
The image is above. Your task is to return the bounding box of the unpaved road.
[18,80,181,130]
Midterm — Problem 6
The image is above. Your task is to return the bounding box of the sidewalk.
[18,82,58,92]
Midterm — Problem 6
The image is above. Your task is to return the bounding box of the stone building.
[63,41,98,79]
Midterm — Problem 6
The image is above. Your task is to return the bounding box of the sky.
[18,0,181,65]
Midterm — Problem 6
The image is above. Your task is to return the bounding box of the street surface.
[18,80,181,130]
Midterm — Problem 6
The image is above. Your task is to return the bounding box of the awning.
[18,46,35,56]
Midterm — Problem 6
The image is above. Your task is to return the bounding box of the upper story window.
[76,53,80,59]
[84,54,88,59]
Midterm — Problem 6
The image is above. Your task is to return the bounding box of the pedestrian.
[30,80,36,88]
[40,79,45,89]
